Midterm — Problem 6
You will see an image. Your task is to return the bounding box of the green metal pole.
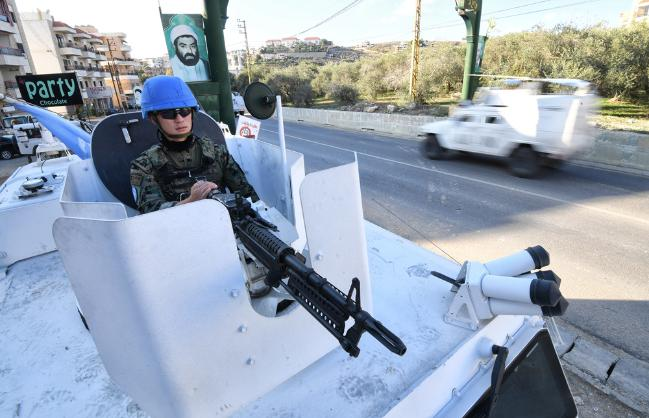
[203,0,235,132]
[456,0,482,101]
[470,4,482,99]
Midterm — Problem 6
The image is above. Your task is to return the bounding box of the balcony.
[121,44,132,52]
[96,45,108,52]
[53,24,75,34]
[80,49,98,59]
[114,59,140,67]
[0,47,28,67]
[0,15,17,34]
[60,42,82,56]
[119,73,141,81]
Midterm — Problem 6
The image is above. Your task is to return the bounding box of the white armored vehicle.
[420,78,598,177]
[0,84,576,417]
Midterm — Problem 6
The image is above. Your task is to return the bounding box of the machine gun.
[209,191,407,358]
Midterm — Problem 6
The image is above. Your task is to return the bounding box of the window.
[455,114,474,123]
[99,80,103,86]
[485,116,501,124]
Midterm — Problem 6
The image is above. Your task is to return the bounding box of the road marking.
[261,127,649,227]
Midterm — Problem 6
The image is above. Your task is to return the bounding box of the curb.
[552,319,649,414]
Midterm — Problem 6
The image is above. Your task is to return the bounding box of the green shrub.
[329,84,358,105]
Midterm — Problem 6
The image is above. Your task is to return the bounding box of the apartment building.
[227,49,246,75]
[21,11,113,115]
[0,0,33,99]
[79,26,142,109]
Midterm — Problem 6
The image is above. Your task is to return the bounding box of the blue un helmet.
[140,75,200,119]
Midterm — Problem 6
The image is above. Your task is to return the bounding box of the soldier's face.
[153,109,193,141]
[175,36,199,66]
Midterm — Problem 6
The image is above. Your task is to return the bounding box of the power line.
[230,0,606,51]
[421,0,561,31]
[333,0,565,46]
[488,0,606,21]
[292,0,365,37]
[421,0,605,33]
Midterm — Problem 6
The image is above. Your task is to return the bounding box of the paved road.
[0,155,29,183]
[258,118,649,362]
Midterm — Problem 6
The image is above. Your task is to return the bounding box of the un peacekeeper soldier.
[130,75,258,214]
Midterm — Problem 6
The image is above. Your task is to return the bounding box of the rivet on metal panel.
[238,325,247,333]
[230,289,240,298]
[315,252,324,261]
[246,357,255,366]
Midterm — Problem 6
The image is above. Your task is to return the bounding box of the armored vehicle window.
[485,116,501,124]
[456,115,474,123]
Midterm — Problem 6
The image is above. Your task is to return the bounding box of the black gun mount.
[209,191,407,358]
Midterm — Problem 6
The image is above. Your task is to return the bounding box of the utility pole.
[455,0,482,101]
[105,38,126,111]
[237,19,252,85]
[409,0,421,102]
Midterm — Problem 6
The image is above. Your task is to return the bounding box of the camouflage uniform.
[130,136,259,214]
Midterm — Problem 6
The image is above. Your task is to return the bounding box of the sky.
[17,0,634,58]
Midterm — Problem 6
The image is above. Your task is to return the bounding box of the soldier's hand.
[179,180,218,205]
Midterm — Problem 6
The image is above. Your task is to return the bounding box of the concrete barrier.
[281,107,649,174]
[281,107,445,138]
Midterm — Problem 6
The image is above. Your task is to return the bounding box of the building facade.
[21,11,113,115]
[0,0,33,99]
[138,55,170,80]
[227,49,246,75]
[621,0,649,24]
[80,27,142,109]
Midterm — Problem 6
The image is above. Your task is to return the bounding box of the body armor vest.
[149,137,225,201]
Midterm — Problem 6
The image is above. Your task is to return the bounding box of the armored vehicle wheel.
[422,134,447,159]
[1,149,12,160]
[509,146,540,178]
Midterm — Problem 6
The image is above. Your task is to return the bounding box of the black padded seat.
[91,111,225,209]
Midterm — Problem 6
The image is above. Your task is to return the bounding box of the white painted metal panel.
[300,162,371,311]
[226,137,306,249]
[59,159,132,220]
[53,200,338,418]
